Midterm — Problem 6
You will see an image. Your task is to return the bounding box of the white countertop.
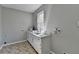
[29,31,50,38]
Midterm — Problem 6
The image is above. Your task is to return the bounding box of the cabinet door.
[33,36,41,53]
[28,33,32,44]
[41,36,51,54]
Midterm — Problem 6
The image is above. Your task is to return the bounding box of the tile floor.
[0,41,37,54]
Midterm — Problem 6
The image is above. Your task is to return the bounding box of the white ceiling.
[2,4,42,13]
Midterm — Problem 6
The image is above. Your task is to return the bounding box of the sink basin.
[32,31,48,37]
[32,30,40,34]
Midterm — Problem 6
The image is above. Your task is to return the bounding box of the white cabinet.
[27,31,52,54]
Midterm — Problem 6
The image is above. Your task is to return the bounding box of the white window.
[37,11,45,34]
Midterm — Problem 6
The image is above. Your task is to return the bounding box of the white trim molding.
[0,40,27,50]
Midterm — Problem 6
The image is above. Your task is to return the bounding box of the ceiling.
[2,4,42,13]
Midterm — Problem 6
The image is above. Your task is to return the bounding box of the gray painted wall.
[47,4,79,54]
[0,5,2,46]
[2,7,32,44]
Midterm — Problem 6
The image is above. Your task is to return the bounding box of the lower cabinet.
[27,31,51,54]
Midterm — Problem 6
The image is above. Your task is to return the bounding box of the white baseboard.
[49,51,55,54]
[0,40,27,50]
[0,45,3,50]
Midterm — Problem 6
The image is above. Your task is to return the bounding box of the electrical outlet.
[64,53,66,54]
[4,42,7,44]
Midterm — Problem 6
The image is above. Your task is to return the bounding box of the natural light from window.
[37,11,45,34]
